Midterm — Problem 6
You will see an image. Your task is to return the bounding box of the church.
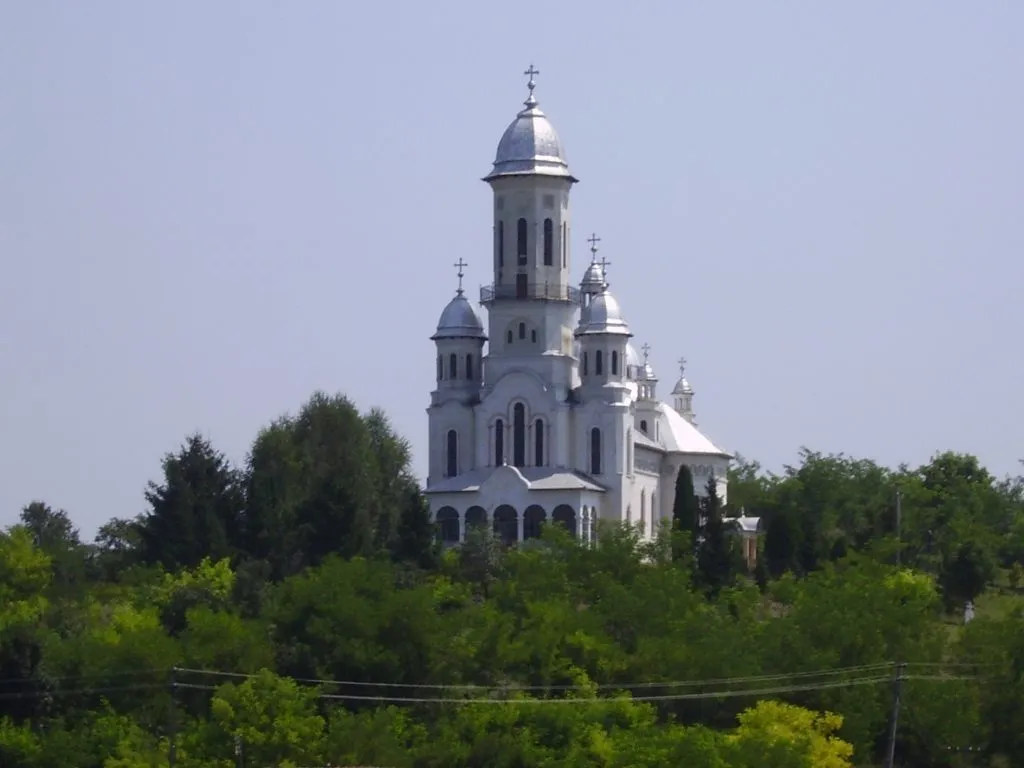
[425,68,733,546]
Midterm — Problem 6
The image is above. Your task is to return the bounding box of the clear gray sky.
[2,2,1022,537]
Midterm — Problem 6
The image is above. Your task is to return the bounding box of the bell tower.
[480,66,580,392]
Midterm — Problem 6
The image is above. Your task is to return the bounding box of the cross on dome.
[641,342,651,362]
[453,258,468,296]
[523,63,540,104]
[587,232,601,257]
[678,356,687,376]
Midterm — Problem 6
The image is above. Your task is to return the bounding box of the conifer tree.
[671,465,701,561]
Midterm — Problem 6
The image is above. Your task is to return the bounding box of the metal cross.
[524,64,540,96]
[598,255,612,277]
[587,232,601,255]
[678,356,687,375]
[453,258,468,295]
[641,343,651,362]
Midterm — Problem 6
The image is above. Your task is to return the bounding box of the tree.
[672,464,700,561]
[19,502,87,590]
[695,475,738,595]
[137,434,245,571]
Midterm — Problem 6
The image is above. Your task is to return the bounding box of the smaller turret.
[431,259,486,405]
[672,357,697,425]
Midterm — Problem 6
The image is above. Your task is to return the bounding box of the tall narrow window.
[507,330,513,344]
[590,428,602,475]
[583,352,589,375]
[543,218,553,265]
[495,419,505,466]
[448,353,457,379]
[561,222,567,267]
[519,322,526,339]
[446,430,458,477]
[611,350,619,376]
[595,350,604,375]
[437,355,443,380]
[517,218,528,262]
[497,221,504,267]
[513,403,526,467]
[465,353,474,380]
[534,418,544,466]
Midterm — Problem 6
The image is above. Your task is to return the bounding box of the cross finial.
[641,343,651,362]
[453,258,468,295]
[678,356,687,376]
[524,64,540,100]
[587,232,601,258]
[598,254,612,278]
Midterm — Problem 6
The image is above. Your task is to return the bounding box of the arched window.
[436,355,443,380]
[640,419,648,434]
[506,329,513,344]
[446,430,458,477]
[590,428,602,475]
[611,350,619,376]
[519,322,526,339]
[543,218,553,265]
[497,221,504,267]
[534,418,544,466]
[495,419,505,466]
[530,330,537,343]
[448,353,457,379]
[595,350,604,375]
[513,403,526,467]
[561,221,567,267]
[583,352,589,375]
[517,218,528,264]
[465,353,474,380]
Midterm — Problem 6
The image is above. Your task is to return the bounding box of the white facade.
[425,72,732,545]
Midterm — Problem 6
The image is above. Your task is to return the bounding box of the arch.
[640,419,648,434]
[534,418,545,467]
[494,419,505,466]
[465,505,486,530]
[493,504,518,544]
[513,402,526,467]
[523,505,546,540]
[466,353,474,380]
[595,350,604,375]
[543,218,553,265]
[517,217,528,261]
[446,430,458,477]
[448,353,457,379]
[611,350,619,376]
[553,504,576,537]
[590,427,602,475]
[436,506,459,543]
[497,220,504,266]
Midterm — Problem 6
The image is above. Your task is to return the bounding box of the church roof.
[484,69,574,181]
[639,402,731,458]
[426,466,606,494]
[432,293,486,340]
[575,288,631,337]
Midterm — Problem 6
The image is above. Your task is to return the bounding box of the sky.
[2,1,1022,538]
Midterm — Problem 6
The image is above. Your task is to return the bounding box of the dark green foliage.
[3,392,1023,766]
[137,434,245,570]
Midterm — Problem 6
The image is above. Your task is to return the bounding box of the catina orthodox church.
[425,67,733,546]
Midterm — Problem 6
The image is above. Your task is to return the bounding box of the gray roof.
[426,466,606,494]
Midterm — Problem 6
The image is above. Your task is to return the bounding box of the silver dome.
[575,288,631,337]
[672,376,694,394]
[580,260,607,294]
[432,294,486,340]
[485,94,575,181]
[625,342,642,369]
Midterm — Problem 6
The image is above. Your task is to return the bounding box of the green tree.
[696,475,737,596]
[672,464,700,561]
[137,434,245,571]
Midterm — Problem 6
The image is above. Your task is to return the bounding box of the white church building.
[425,68,733,545]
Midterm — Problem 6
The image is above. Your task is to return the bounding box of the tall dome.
[484,66,576,181]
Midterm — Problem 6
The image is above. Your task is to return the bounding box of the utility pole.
[884,662,906,768]
[168,666,178,767]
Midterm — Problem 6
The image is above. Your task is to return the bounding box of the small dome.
[575,288,631,337]
[642,360,658,381]
[672,376,694,395]
[625,342,642,369]
[580,260,607,294]
[485,93,574,181]
[432,294,486,340]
